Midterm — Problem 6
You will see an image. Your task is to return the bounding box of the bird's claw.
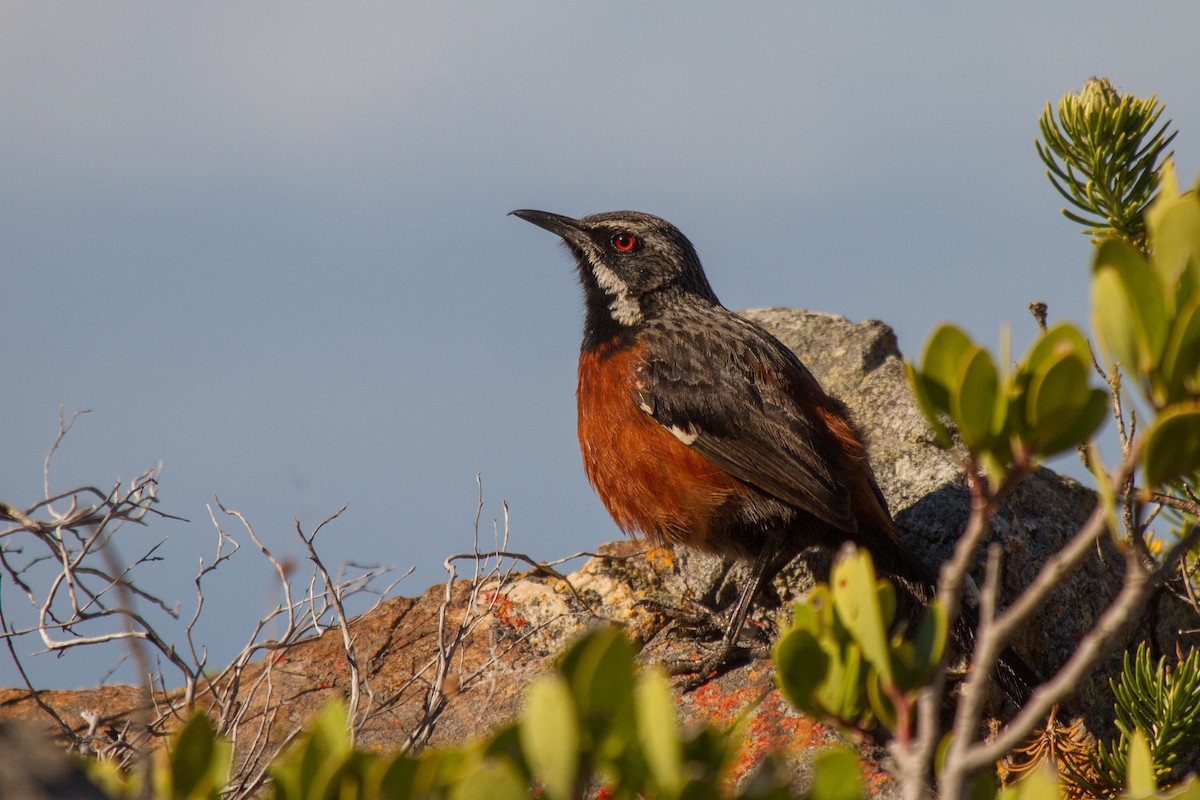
[664,638,772,692]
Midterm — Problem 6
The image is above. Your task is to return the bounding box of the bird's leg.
[638,554,741,637]
[667,546,777,691]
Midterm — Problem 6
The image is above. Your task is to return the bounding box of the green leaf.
[1145,159,1182,236]
[1148,188,1200,301]
[951,346,1000,454]
[1161,293,1200,403]
[374,756,419,800]
[912,600,947,676]
[1092,265,1140,374]
[410,749,460,797]
[1027,351,1088,430]
[808,748,864,800]
[559,626,636,725]
[876,578,896,631]
[1126,728,1157,797]
[831,549,893,685]
[1022,346,1107,455]
[449,759,528,800]
[922,324,974,398]
[520,675,580,800]
[908,324,977,451]
[635,668,684,798]
[1035,389,1108,456]
[826,641,865,721]
[773,627,829,714]
[1005,765,1063,800]
[865,666,897,729]
[1160,777,1200,800]
[906,363,955,449]
[1091,238,1166,375]
[968,768,999,800]
[274,701,351,800]
[170,714,229,800]
[1023,322,1094,376]
[1143,402,1200,488]
[316,753,371,800]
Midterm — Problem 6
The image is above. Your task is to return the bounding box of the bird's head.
[510,209,720,343]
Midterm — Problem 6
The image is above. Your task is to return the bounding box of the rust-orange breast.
[577,340,742,549]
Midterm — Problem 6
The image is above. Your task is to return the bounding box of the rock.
[4,308,1196,796]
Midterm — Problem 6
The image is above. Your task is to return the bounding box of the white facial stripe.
[585,251,643,325]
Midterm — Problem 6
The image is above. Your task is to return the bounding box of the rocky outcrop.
[3,309,1196,795]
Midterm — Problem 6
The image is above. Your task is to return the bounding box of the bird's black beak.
[509,209,589,247]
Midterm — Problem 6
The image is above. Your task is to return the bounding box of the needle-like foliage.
[1089,643,1200,794]
[1036,77,1176,249]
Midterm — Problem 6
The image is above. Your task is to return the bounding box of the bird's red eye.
[612,233,637,252]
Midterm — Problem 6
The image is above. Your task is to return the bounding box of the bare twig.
[295,505,364,744]
[0,413,410,796]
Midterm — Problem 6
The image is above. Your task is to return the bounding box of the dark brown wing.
[636,310,857,533]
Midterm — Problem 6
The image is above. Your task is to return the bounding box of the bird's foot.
[636,595,727,639]
[627,596,739,654]
[664,632,773,692]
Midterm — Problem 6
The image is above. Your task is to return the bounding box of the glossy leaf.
[865,666,898,729]
[1161,292,1200,402]
[876,577,896,631]
[785,581,867,721]
[559,624,635,740]
[170,714,230,800]
[1092,265,1142,374]
[1034,388,1108,456]
[952,346,1000,453]
[831,549,893,684]
[1021,322,1097,440]
[1023,322,1094,375]
[1027,351,1088,428]
[1092,238,1166,374]
[1023,346,1107,455]
[1144,158,1183,238]
[635,668,684,797]
[826,642,865,720]
[1000,765,1062,800]
[480,724,530,783]
[1148,192,1200,302]
[773,627,829,715]
[808,748,864,800]
[922,324,975,397]
[315,753,370,800]
[908,323,977,451]
[912,600,947,676]
[520,675,580,800]
[446,758,527,800]
[375,756,419,800]
[906,363,955,449]
[1143,402,1200,488]
[291,702,350,799]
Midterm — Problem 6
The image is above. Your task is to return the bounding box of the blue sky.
[4,5,1200,688]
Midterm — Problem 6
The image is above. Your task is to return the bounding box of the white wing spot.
[667,424,699,446]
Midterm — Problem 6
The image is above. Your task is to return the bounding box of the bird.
[510,208,1032,705]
